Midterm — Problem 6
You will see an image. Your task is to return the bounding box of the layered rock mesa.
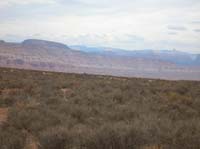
[0,39,200,80]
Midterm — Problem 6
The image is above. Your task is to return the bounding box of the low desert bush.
[0,126,26,149]
[39,126,72,149]
[0,67,200,149]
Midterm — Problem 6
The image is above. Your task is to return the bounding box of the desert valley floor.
[0,67,200,149]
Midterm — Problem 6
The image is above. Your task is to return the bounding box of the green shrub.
[39,126,72,149]
[0,126,26,149]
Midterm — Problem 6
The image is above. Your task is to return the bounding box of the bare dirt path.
[142,144,163,149]
[23,133,39,149]
[0,108,8,125]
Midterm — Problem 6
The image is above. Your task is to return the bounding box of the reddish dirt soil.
[142,145,163,149]
[24,134,39,149]
[0,88,23,95]
[0,108,8,125]
[61,88,74,97]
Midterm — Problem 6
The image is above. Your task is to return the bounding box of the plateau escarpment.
[0,39,200,80]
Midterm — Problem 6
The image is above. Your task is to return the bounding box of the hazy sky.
[0,0,200,53]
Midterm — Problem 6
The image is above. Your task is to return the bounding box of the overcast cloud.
[0,0,200,53]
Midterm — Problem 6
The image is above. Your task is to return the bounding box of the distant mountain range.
[0,39,200,80]
[70,45,200,66]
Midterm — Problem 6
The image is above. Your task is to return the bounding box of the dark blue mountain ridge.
[23,39,70,49]
[70,45,200,66]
